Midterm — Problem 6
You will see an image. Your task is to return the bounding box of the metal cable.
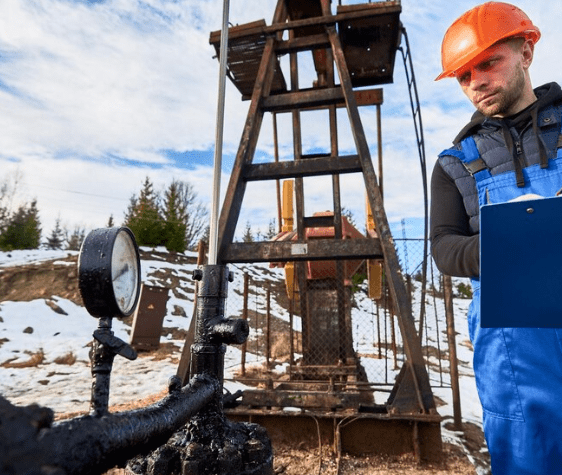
[398,26,429,342]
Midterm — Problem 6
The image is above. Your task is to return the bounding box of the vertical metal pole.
[377,104,383,201]
[266,283,271,368]
[289,291,294,368]
[241,272,249,376]
[444,274,462,430]
[390,300,398,370]
[208,0,230,265]
[273,113,283,234]
[90,317,115,417]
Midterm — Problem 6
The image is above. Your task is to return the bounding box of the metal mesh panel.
[223,219,464,403]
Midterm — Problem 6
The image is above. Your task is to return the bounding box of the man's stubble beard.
[476,63,526,118]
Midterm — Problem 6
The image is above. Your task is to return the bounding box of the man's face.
[455,40,532,118]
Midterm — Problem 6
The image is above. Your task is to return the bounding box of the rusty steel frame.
[213,0,439,455]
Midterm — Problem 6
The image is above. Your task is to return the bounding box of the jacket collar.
[453,82,562,144]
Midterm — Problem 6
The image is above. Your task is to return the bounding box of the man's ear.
[521,39,535,69]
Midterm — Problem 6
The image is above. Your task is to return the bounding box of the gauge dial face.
[111,230,140,315]
[79,226,141,319]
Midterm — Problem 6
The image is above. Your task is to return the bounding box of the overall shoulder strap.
[558,104,562,149]
[439,136,492,182]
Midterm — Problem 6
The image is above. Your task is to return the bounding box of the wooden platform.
[209,1,402,97]
[209,20,287,97]
[337,2,402,87]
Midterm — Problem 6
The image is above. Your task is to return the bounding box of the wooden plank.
[275,33,331,54]
[209,20,267,44]
[243,155,362,181]
[241,389,367,409]
[336,1,401,14]
[262,5,403,36]
[211,4,402,45]
[220,238,383,264]
[261,87,382,111]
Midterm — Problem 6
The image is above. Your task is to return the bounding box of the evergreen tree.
[124,177,165,247]
[107,214,115,228]
[0,200,41,251]
[265,219,277,240]
[45,218,65,250]
[66,226,85,251]
[123,195,137,225]
[241,221,254,243]
[162,180,187,253]
[0,181,8,235]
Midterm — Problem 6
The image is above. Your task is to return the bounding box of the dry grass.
[54,352,77,365]
[1,349,45,368]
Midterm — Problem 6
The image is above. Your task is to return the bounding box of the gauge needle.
[112,264,129,281]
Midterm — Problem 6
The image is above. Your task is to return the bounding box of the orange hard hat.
[436,2,540,81]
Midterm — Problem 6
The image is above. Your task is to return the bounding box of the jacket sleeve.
[430,159,480,278]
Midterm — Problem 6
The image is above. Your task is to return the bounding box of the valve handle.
[93,329,137,361]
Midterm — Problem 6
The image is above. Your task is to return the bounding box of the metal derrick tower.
[209,0,442,461]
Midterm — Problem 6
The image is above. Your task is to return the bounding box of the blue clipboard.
[480,196,562,328]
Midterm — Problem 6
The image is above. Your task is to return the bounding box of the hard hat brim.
[435,29,540,82]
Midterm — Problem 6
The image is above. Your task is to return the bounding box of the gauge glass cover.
[111,230,140,315]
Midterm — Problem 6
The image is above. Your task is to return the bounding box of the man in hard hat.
[431,2,562,474]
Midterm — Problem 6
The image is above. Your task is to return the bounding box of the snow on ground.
[0,248,486,471]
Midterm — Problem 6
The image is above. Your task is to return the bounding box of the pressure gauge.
[79,227,141,318]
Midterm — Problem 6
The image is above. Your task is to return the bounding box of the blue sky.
[0,0,559,240]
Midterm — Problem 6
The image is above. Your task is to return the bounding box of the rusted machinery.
[209,0,442,462]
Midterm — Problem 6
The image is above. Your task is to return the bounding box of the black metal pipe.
[38,375,218,475]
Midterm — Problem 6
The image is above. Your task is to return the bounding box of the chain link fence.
[222,218,468,403]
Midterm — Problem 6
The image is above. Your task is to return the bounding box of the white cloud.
[0,0,559,239]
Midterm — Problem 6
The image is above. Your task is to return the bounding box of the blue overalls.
[442,135,562,474]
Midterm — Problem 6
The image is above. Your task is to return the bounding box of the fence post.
[443,274,462,430]
[266,282,271,369]
[241,272,249,376]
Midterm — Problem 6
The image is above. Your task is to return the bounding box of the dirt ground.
[105,443,476,475]
[88,390,479,475]
[272,443,476,474]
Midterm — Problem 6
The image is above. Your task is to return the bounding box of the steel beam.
[220,238,383,264]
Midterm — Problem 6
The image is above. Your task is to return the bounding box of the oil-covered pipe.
[37,375,218,475]
[190,265,249,384]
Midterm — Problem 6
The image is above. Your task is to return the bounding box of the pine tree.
[107,214,115,228]
[0,200,41,251]
[66,226,85,251]
[265,219,277,240]
[162,181,187,253]
[241,221,254,243]
[124,177,165,247]
[123,195,137,225]
[45,218,65,250]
